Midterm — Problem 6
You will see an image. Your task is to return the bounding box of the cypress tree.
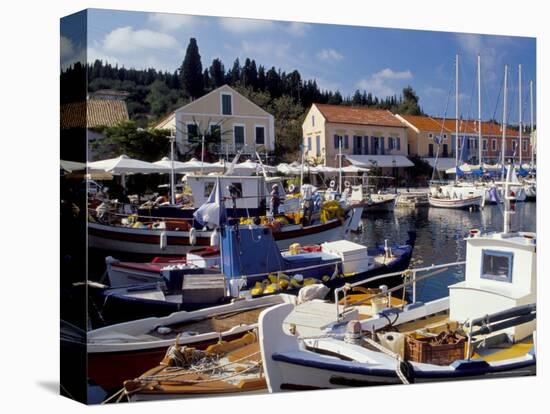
[209,58,225,88]
[179,38,204,99]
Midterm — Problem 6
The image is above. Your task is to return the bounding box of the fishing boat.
[121,331,266,401]
[87,294,292,391]
[89,190,363,257]
[94,224,415,324]
[259,168,536,390]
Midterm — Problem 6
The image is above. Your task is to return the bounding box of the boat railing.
[333,261,466,322]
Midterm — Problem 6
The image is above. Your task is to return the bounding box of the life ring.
[288,184,296,193]
[329,180,336,189]
[344,180,351,188]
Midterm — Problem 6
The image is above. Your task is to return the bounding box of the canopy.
[60,160,86,173]
[153,157,200,173]
[345,155,414,168]
[177,158,225,174]
[229,159,277,175]
[88,155,169,175]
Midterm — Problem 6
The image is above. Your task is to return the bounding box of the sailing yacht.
[429,55,483,210]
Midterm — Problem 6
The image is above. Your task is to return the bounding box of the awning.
[346,155,414,168]
[423,157,456,172]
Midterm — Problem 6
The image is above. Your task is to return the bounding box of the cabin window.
[481,250,513,283]
[204,182,215,198]
[221,93,232,115]
[186,123,198,141]
[255,126,265,145]
[228,183,243,198]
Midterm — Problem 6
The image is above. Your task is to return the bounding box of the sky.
[61,8,537,123]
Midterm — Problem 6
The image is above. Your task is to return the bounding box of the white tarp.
[153,156,201,173]
[88,155,169,175]
[423,157,457,172]
[345,154,414,168]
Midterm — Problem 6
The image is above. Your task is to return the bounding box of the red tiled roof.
[60,99,129,129]
[315,104,405,128]
[400,114,519,137]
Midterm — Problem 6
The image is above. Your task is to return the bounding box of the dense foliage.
[63,38,425,162]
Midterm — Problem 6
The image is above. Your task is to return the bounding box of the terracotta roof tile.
[400,114,519,137]
[60,99,129,129]
[315,104,405,128]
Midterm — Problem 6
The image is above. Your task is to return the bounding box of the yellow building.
[301,104,412,171]
[155,85,275,157]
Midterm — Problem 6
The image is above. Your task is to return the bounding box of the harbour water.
[352,202,537,301]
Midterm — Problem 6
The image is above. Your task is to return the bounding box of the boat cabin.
[449,231,536,341]
[185,175,290,213]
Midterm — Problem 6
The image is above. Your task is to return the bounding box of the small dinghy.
[87,294,293,391]
[428,194,483,209]
[121,331,266,401]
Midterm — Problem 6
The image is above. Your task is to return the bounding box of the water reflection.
[351,202,537,301]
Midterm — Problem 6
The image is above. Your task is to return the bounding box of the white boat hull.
[428,195,483,209]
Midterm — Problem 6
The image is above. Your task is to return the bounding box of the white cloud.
[357,68,413,96]
[219,17,274,34]
[87,47,120,65]
[60,36,74,60]
[103,26,181,54]
[149,13,205,32]
[286,22,311,37]
[316,48,344,62]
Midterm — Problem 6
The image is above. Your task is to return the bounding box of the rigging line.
[492,71,505,123]
[431,63,454,182]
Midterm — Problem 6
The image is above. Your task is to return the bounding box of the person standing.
[270,183,281,216]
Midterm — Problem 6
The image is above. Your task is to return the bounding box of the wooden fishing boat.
[88,208,362,257]
[87,294,293,391]
[121,331,266,401]
[259,171,536,390]
[428,194,482,209]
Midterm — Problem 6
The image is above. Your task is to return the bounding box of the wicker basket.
[405,333,465,366]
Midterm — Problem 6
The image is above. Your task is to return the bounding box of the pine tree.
[179,38,204,99]
[229,59,241,84]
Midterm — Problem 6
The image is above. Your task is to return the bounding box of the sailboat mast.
[455,54,459,176]
[518,64,522,167]
[501,64,508,179]
[477,54,482,166]
[530,80,534,169]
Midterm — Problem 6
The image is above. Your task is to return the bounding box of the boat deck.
[147,306,270,340]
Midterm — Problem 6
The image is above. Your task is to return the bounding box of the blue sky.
[61,8,536,122]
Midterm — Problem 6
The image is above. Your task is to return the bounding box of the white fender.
[159,231,167,250]
[189,227,197,246]
[210,228,220,247]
